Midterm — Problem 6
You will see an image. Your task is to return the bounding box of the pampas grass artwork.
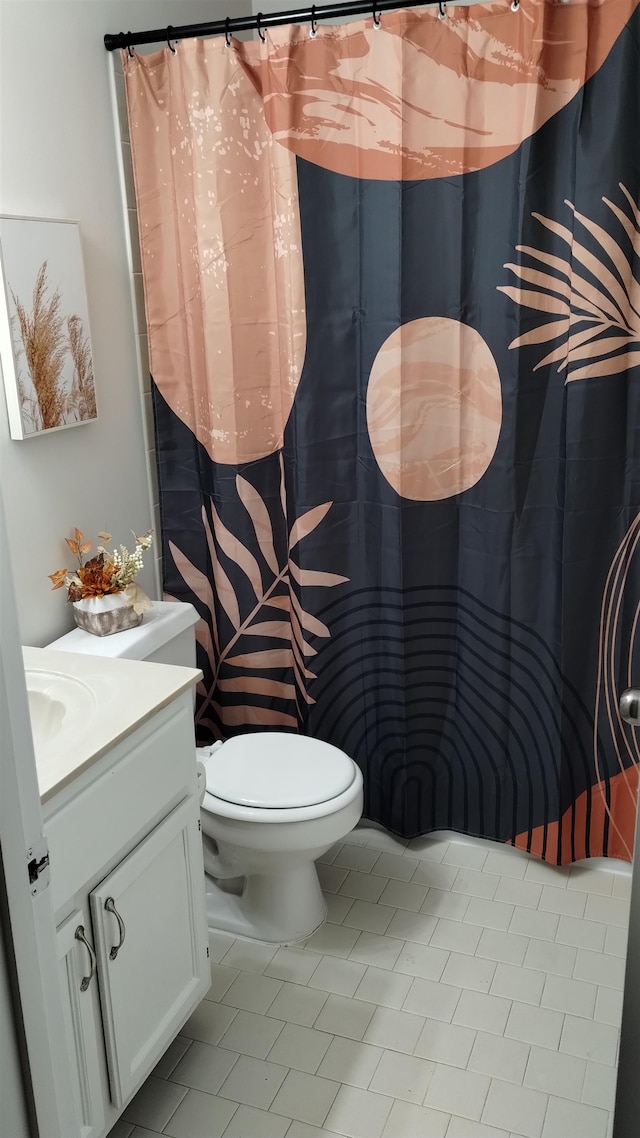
[0,217,97,439]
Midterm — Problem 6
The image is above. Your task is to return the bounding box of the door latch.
[620,689,640,726]
[27,837,50,895]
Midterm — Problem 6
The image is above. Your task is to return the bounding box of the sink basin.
[25,669,97,758]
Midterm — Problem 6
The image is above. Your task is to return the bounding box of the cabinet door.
[56,910,107,1138]
[90,798,209,1107]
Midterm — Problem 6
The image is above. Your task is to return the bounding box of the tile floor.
[109,827,631,1138]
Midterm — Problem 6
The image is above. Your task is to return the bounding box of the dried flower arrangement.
[49,527,153,613]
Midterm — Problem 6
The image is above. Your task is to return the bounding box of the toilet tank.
[46,601,199,667]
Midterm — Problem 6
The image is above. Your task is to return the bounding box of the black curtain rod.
[104,0,447,52]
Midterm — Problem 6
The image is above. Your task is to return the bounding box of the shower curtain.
[124,0,640,863]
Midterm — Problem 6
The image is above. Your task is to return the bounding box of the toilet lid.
[203,733,355,809]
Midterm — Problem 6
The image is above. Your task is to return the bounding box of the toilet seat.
[203,733,355,809]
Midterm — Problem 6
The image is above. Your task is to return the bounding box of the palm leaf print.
[168,458,348,738]
[498,185,640,383]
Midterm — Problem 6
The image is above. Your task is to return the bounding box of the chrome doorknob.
[620,689,640,725]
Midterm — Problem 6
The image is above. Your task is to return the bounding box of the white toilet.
[48,600,364,944]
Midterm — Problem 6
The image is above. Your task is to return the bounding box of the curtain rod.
[104,0,454,52]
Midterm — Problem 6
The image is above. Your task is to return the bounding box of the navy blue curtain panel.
[125,0,640,862]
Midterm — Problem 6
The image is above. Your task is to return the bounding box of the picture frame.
[0,215,97,440]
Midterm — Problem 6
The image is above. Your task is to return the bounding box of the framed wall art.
[0,216,97,440]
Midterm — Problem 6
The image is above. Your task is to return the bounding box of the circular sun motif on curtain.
[366,317,502,501]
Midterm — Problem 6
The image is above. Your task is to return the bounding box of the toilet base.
[205,860,327,944]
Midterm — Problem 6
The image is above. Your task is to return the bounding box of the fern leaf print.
[499,185,640,382]
[168,457,349,739]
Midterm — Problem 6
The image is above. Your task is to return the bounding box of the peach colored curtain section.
[124,39,306,466]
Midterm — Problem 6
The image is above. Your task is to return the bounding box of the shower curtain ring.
[310,5,318,36]
[511,0,520,10]
[257,12,266,41]
[372,1,381,28]
[438,2,447,19]
[126,39,135,58]
[225,17,232,47]
[166,25,176,53]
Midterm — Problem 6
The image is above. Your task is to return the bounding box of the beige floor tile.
[540,974,597,1019]
[316,1036,384,1089]
[204,963,240,1003]
[440,951,497,993]
[333,845,379,873]
[523,938,576,978]
[363,1005,425,1054]
[430,915,483,955]
[401,976,462,1022]
[468,1031,530,1084]
[393,941,449,981]
[304,923,361,958]
[218,1010,285,1060]
[269,1070,340,1127]
[385,908,438,944]
[420,887,471,921]
[414,1019,476,1067]
[542,1095,608,1138]
[354,965,413,1010]
[151,1036,191,1080]
[221,940,277,974]
[217,1055,288,1110]
[377,879,429,912]
[267,982,329,1027]
[265,947,324,985]
[163,1089,237,1138]
[338,870,388,903]
[324,1085,394,1138]
[169,1041,239,1095]
[342,899,396,933]
[349,931,403,969]
[476,928,529,967]
[504,1002,564,1051]
[452,989,512,1036]
[372,851,420,881]
[559,1016,619,1065]
[482,1079,548,1138]
[221,972,283,1015]
[555,915,606,952]
[424,1064,490,1121]
[314,993,377,1040]
[267,1023,334,1074]
[222,1104,290,1138]
[523,1045,586,1101]
[180,1000,237,1046]
[324,892,355,925]
[582,1060,618,1111]
[368,1049,435,1104]
[308,955,367,997]
[122,1077,187,1132]
[381,1099,450,1138]
[490,962,546,1006]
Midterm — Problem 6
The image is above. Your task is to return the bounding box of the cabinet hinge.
[27,838,50,896]
[206,945,210,958]
[198,818,201,831]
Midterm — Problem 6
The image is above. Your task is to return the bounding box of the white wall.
[0,0,250,649]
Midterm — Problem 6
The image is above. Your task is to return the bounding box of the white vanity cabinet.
[42,685,209,1138]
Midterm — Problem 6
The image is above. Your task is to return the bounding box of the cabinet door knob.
[104,897,126,960]
[74,925,97,992]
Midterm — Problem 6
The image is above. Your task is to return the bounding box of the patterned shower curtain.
[125,0,640,863]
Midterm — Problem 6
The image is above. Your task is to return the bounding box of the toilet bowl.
[47,600,364,944]
[197,732,364,943]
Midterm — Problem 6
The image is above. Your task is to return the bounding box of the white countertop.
[23,646,202,802]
